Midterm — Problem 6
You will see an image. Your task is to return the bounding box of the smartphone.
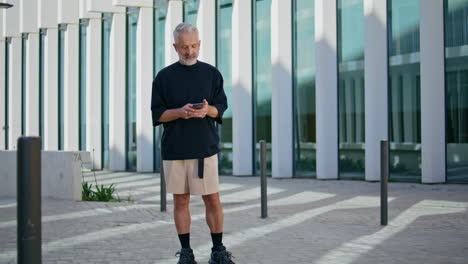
[191,103,204,109]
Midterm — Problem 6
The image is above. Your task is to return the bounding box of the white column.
[136,7,154,172]
[7,37,22,150]
[59,0,80,151]
[0,38,5,150]
[3,0,21,150]
[109,12,127,171]
[165,0,182,66]
[21,0,40,137]
[0,10,5,150]
[86,18,103,169]
[271,0,293,178]
[364,0,388,181]
[24,33,40,136]
[420,0,445,183]
[62,24,79,150]
[232,0,253,175]
[197,0,215,66]
[39,0,59,150]
[315,0,338,179]
[43,28,59,150]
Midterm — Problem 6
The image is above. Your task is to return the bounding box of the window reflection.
[446,0,468,183]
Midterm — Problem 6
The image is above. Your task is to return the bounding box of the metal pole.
[260,140,268,219]
[380,140,388,226]
[160,153,166,212]
[17,136,42,264]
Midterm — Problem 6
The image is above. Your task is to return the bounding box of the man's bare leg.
[174,193,191,234]
[202,192,224,233]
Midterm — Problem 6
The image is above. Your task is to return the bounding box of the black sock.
[211,232,224,250]
[178,233,191,249]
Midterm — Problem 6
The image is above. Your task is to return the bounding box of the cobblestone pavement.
[1,171,468,264]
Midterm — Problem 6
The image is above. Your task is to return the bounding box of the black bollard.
[160,153,166,212]
[17,136,42,264]
[380,140,389,226]
[260,140,268,219]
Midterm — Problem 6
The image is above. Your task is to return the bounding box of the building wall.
[1,0,467,183]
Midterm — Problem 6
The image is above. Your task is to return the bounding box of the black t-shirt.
[151,61,228,160]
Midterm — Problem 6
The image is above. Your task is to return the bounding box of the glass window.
[21,33,26,136]
[39,29,46,148]
[126,7,139,171]
[183,0,199,25]
[58,24,66,150]
[337,0,365,179]
[445,0,468,183]
[79,19,88,151]
[253,0,272,174]
[102,13,112,169]
[293,0,316,177]
[388,0,421,181]
[153,3,167,172]
[217,0,233,174]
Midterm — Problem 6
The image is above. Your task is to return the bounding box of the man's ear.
[173,43,177,51]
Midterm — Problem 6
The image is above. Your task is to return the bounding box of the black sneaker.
[208,246,235,264]
[175,248,197,264]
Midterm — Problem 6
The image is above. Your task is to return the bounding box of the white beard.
[178,55,198,66]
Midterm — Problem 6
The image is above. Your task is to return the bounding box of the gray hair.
[173,23,198,43]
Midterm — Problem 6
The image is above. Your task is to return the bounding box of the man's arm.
[158,104,196,123]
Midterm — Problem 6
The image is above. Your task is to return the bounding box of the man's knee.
[202,193,221,208]
[174,193,191,208]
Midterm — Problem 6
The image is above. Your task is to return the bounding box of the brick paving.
[1,171,468,264]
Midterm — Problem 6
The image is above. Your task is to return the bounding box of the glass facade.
[102,13,112,169]
[183,0,199,25]
[79,20,88,151]
[337,0,365,179]
[293,0,315,177]
[217,0,233,174]
[126,8,139,171]
[388,0,421,181]
[445,0,468,183]
[253,0,272,174]
[153,4,167,172]
[58,24,66,150]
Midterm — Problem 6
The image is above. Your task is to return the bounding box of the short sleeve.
[151,74,167,126]
[211,71,228,124]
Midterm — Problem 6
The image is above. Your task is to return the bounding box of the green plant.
[82,182,95,201]
[94,184,116,201]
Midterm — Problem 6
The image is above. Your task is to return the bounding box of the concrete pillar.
[364,0,388,181]
[58,0,80,151]
[39,0,59,150]
[109,12,127,171]
[80,0,103,169]
[87,0,126,170]
[197,0,215,66]
[136,6,154,172]
[4,0,22,150]
[420,0,445,183]
[271,0,293,178]
[165,0,183,66]
[0,12,5,150]
[21,0,40,137]
[232,0,253,175]
[315,0,338,179]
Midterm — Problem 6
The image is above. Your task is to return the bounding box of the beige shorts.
[162,154,219,195]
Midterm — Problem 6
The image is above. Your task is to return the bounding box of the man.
[151,23,234,264]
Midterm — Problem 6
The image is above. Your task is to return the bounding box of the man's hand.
[189,99,219,119]
[180,103,196,119]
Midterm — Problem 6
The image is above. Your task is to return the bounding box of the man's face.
[173,31,200,66]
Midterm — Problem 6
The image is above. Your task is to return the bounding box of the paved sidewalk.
[1,172,468,264]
